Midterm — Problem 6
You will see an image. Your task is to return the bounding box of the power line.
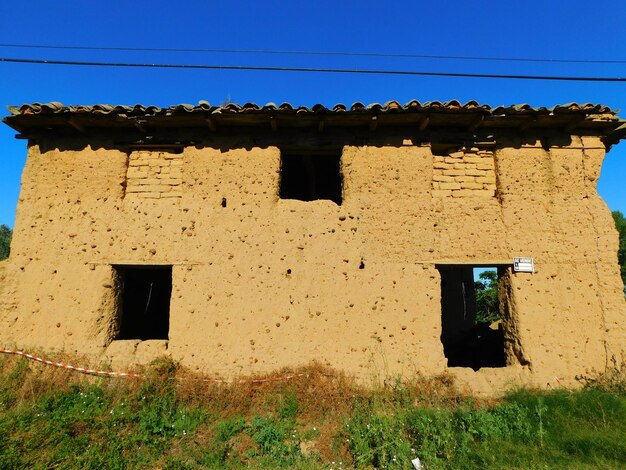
[1,43,626,65]
[1,57,626,82]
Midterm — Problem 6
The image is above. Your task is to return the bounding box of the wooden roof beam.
[67,117,86,134]
[467,116,483,132]
[133,120,147,133]
[369,116,378,131]
[566,117,583,132]
[519,117,537,131]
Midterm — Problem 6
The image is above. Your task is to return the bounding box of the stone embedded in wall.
[432,148,497,198]
[125,151,183,199]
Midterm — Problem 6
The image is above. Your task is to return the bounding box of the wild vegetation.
[0,224,11,260]
[0,354,624,469]
[474,270,500,325]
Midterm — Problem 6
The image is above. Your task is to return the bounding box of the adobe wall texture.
[0,136,624,394]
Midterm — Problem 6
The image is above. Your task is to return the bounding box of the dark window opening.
[430,143,463,156]
[437,265,506,370]
[280,150,342,204]
[114,265,172,340]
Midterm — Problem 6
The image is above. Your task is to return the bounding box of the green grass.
[0,355,624,469]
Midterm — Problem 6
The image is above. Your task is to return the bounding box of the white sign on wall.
[513,257,534,273]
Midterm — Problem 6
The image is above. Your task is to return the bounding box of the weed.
[279,391,299,420]
[347,413,412,468]
[0,353,625,468]
[535,396,547,448]
[576,355,626,395]
[217,417,247,442]
[245,415,301,466]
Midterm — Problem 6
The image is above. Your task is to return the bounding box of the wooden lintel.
[270,116,277,131]
[317,119,325,132]
[369,116,378,131]
[418,116,430,131]
[205,118,216,132]
[67,117,86,134]
[473,141,497,148]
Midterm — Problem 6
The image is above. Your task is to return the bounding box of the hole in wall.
[430,143,463,156]
[437,265,509,370]
[279,148,343,204]
[127,145,184,154]
[113,265,172,341]
[221,197,227,208]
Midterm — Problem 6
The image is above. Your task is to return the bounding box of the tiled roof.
[6,100,618,117]
[4,100,625,146]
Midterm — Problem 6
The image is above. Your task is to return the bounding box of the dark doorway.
[114,265,172,340]
[437,265,506,370]
[279,150,342,204]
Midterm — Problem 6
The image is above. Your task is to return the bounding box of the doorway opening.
[114,265,172,340]
[437,265,507,370]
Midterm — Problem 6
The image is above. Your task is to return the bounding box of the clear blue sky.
[1,1,625,227]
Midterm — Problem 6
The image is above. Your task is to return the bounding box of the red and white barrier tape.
[0,348,140,378]
[1,348,322,383]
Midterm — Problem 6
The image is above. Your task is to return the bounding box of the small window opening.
[430,143,463,156]
[114,265,172,340]
[280,150,342,204]
[437,265,506,370]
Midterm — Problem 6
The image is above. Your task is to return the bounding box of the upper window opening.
[114,265,172,341]
[280,149,342,204]
[437,265,507,370]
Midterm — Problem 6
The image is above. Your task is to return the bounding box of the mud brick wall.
[432,148,496,198]
[126,151,183,199]
[0,138,623,394]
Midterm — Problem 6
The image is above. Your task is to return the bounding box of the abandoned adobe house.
[0,100,625,392]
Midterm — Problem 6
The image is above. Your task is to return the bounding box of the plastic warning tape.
[0,347,323,383]
[0,348,141,378]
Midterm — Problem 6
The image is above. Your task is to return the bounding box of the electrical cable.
[1,57,625,82]
[1,43,625,65]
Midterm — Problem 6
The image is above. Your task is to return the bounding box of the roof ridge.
[6,100,617,116]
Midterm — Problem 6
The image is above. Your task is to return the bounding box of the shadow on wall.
[34,131,572,155]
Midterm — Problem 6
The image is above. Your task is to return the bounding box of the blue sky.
[1,0,625,226]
